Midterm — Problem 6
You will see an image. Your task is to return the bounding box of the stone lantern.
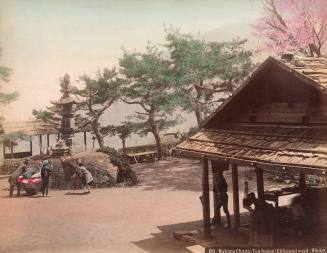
[51,74,80,153]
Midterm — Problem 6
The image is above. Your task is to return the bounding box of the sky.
[0,0,262,148]
[0,0,261,121]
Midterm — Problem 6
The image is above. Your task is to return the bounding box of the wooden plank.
[127,151,157,156]
[256,168,264,202]
[232,164,240,227]
[202,156,211,238]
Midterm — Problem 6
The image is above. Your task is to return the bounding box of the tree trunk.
[122,138,126,155]
[195,105,204,126]
[309,43,321,57]
[152,129,163,160]
[149,113,163,160]
[194,81,205,126]
[91,120,104,148]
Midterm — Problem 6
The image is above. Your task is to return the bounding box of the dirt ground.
[0,157,292,253]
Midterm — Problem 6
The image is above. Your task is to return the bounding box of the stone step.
[186,244,205,253]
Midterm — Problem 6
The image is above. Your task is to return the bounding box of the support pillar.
[299,173,306,189]
[256,168,264,202]
[30,139,33,156]
[299,173,306,192]
[202,156,211,238]
[39,135,43,155]
[46,134,50,155]
[47,134,50,146]
[2,141,5,160]
[232,164,240,227]
[84,131,87,151]
[211,161,221,225]
[0,140,4,166]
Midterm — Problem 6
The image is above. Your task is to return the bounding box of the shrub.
[96,147,137,186]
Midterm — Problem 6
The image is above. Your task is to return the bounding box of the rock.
[2,150,137,191]
[173,231,193,240]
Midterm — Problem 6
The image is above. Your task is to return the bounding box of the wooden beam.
[232,164,240,227]
[202,156,211,237]
[256,168,264,202]
[176,149,327,176]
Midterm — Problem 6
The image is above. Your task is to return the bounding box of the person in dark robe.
[41,160,52,197]
[8,159,29,197]
[214,171,231,228]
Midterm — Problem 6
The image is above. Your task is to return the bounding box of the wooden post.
[11,144,14,159]
[232,164,240,227]
[3,142,5,160]
[84,131,87,151]
[30,139,33,156]
[256,168,264,202]
[211,161,221,225]
[299,173,306,191]
[46,134,50,147]
[0,140,4,165]
[202,156,211,237]
[46,134,50,155]
[39,135,43,155]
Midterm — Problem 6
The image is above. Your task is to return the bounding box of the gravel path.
[0,157,290,253]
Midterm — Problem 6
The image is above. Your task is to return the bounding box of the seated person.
[243,192,275,234]
[243,192,273,212]
[289,195,308,236]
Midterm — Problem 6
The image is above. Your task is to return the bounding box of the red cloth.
[16,177,41,185]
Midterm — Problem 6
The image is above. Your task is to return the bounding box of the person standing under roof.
[214,171,231,228]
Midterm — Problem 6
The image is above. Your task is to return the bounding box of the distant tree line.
[33,28,255,159]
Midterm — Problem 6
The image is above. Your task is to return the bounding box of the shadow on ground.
[132,157,288,192]
[65,192,89,196]
[132,220,202,253]
[133,158,203,191]
[132,219,250,253]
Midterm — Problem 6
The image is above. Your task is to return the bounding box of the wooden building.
[0,120,91,160]
[176,56,327,239]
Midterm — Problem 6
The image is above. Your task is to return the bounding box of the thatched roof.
[176,56,327,175]
[1,120,58,135]
[177,125,327,173]
[282,56,327,89]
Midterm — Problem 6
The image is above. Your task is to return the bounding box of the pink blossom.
[252,0,327,56]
